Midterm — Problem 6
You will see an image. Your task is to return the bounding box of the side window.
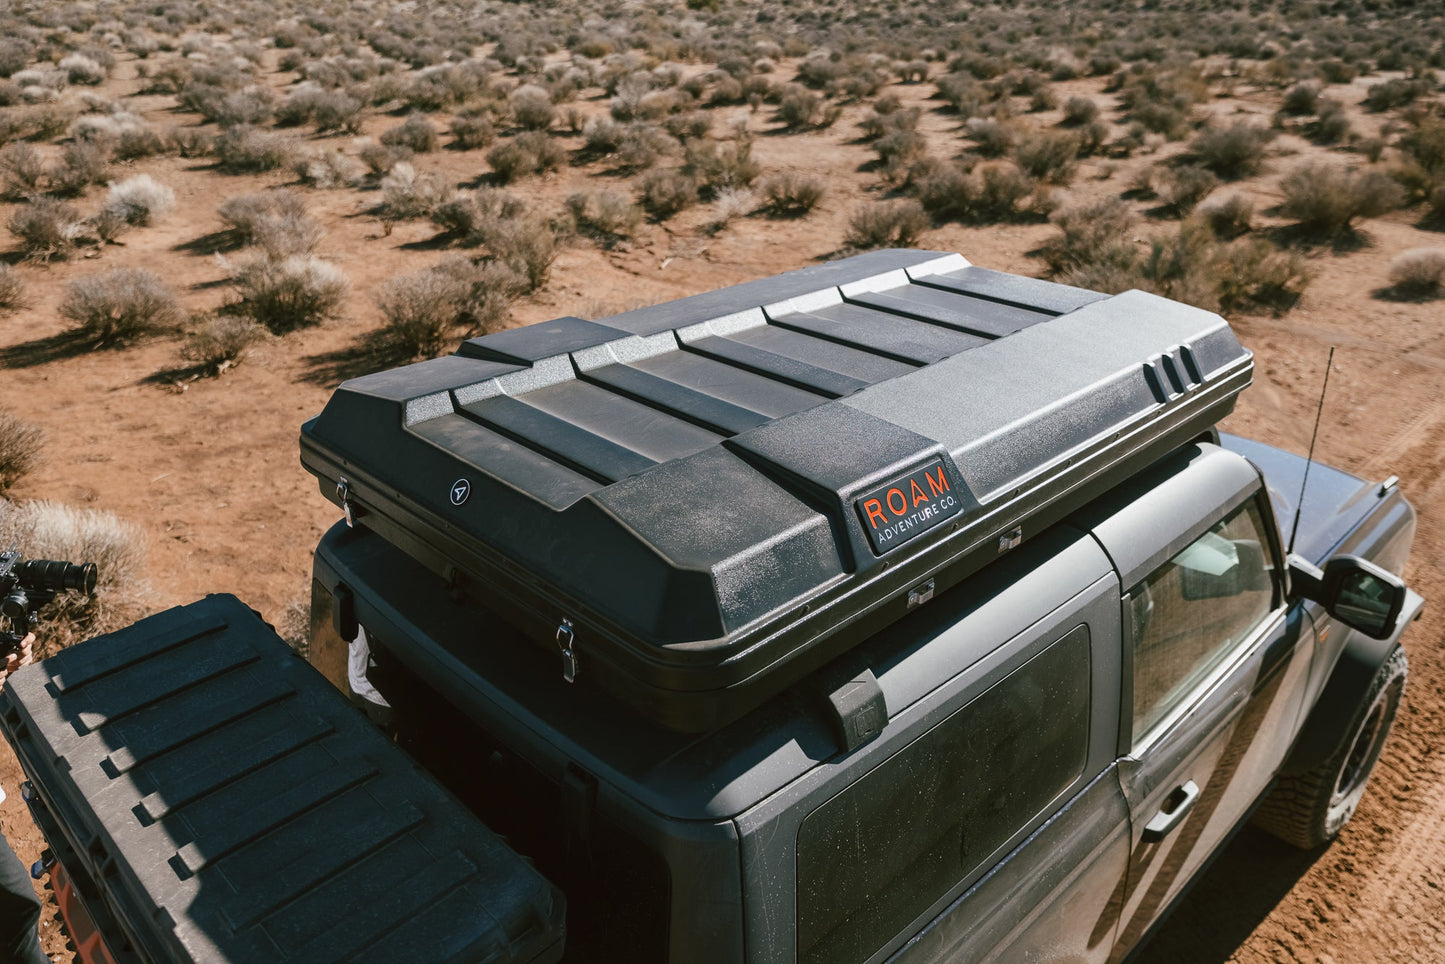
[1127,498,1277,747]
[795,627,1091,964]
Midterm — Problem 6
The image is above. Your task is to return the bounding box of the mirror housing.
[1288,553,1408,640]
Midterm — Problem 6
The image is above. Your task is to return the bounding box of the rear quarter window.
[795,627,1091,964]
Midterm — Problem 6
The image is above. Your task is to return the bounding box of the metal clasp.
[556,619,578,683]
[998,526,1023,554]
[907,579,935,609]
[337,479,355,528]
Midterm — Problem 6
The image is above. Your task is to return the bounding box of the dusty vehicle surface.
[0,251,1423,963]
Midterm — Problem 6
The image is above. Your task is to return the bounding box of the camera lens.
[18,560,97,595]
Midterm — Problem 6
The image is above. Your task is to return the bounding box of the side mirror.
[1289,553,1408,640]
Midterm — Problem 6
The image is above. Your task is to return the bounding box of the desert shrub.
[1215,238,1311,314]
[1197,192,1254,238]
[565,189,643,239]
[859,104,919,142]
[479,217,556,291]
[872,130,928,182]
[295,150,364,189]
[0,41,32,78]
[436,257,525,330]
[1387,248,1445,297]
[215,86,275,128]
[8,197,85,260]
[1319,59,1357,85]
[59,53,106,86]
[966,117,1016,158]
[60,268,184,345]
[1279,161,1405,237]
[915,160,1038,224]
[0,263,24,310]
[0,498,146,650]
[1014,128,1079,184]
[775,85,839,130]
[229,255,349,333]
[102,175,175,227]
[1364,78,1431,113]
[357,139,411,176]
[1279,81,1323,117]
[704,186,756,232]
[373,267,473,358]
[664,111,711,142]
[450,113,495,150]
[682,139,759,191]
[0,142,44,199]
[509,84,554,131]
[617,123,679,171]
[1158,165,1219,217]
[0,414,42,492]
[181,314,265,374]
[487,131,564,182]
[1135,221,1221,310]
[381,113,439,153]
[431,188,524,239]
[845,199,930,250]
[1399,118,1445,180]
[1042,197,1137,277]
[1428,184,1445,225]
[379,163,455,219]
[168,127,213,158]
[1191,122,1274,179]
[760,172,825,215]
[115,124,173,160]
[1061,96,1100,127]
[218,191,321,257]
[48,140,109,197]
[1310,100,1353,145]
[638,168,697,219]
[214,126,294,172]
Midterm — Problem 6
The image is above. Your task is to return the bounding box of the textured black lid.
[302,250,1251,650]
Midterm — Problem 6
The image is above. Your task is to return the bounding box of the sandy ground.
[0,51,1443,961]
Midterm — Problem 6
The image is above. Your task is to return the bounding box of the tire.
[1253,645,1407,849]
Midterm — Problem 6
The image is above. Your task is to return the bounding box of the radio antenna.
[1287,346,1335,556]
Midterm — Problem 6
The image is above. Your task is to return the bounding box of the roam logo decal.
[855,460,961,555]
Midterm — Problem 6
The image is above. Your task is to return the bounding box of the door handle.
[1142,780,1200,843]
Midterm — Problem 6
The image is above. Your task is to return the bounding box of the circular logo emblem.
[449,479,471,506]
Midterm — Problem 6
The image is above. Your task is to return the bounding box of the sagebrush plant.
[228,255,349,333]
[214,126,295,172]
[380,163,456,220]
[0,498,146,654]
[565,189,643,239]
[60,268,185,345]
[1387,248,1445,297]
[638,169,698,219]
[845,199,930,250]
[761,172,825,215]
[0,414,43,492]
[1191,122,1274,180]
[381,113,439,153]
[0,262,25,311]
[9,197,85,260]
[1279,161,1405,237]
[181,314,266,373]
[373,267,474,359]
[103,174,176,227]
[1196,192,1254,239]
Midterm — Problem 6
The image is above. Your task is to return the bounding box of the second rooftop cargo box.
[300,250,1253,731]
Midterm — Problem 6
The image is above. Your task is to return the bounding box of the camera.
[0,549,97,655]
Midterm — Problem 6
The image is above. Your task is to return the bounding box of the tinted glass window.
[1128,499,1275,746]
[796,628,1091,964]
